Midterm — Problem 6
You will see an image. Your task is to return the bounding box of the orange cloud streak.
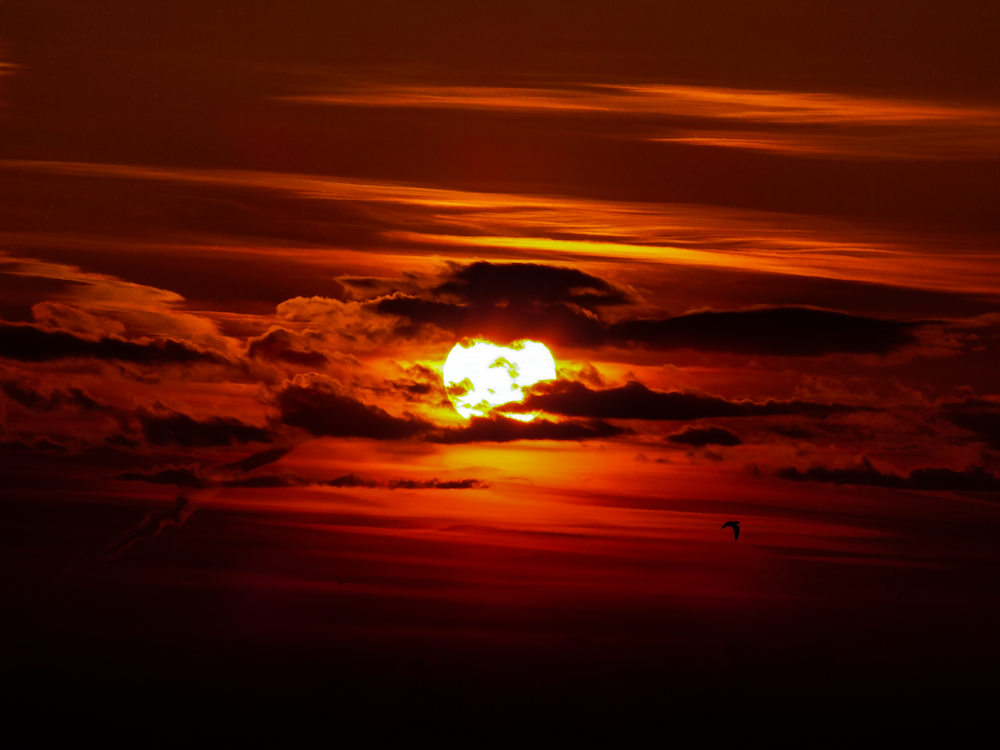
[284,82,1000,160]
[4,159,999,296]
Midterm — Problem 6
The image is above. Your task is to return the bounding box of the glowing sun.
[443,340,556,421]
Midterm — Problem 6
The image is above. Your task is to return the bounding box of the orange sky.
[2,0,1000,731]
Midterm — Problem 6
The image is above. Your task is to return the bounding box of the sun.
[443,340,556,421]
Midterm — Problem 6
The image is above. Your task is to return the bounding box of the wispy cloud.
[3,159,999,296]
[283,81,1000,160]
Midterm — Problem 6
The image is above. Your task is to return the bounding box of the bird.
[721,521,740,541]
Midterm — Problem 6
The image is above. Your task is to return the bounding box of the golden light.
[443,340,556,421]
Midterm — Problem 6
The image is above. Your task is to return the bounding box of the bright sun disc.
[443,340,555,421]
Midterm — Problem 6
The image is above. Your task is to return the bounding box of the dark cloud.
[222,473,306,488]
[381,364,447,403]
[778,457,1000,493]
[387,477,489,489]
[1,380,109,412]
[942,399,1000,449]
[117,464,208,488]
[223,446,294,474]
[503,380,867,420]
[667,426,742,447]
[375,293,607,347]
[429,414,627,444]
[378,274,916,355]
[65,494,195,572]
[118,465,487,491]
[324,473,380,488]
[247,328,329,368]
[434,261,631,309]
[0,322,222,365]
[608,307,918,356]
[275,377,431,440]
[137,406,273,447]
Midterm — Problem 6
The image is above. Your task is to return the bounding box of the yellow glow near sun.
[443,340,556,421]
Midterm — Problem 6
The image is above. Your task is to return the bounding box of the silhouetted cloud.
[117,465,208,488]
[119,466,487,491]
[387,477,490,489]
[778,457,1000,492]
[223,446,294,474]
[942,398,1000,449]
[247,327,329,367]
[275,376,431,439]
[434,261,631,309]
[608,307,918,356]
[0,437,68,453]
[667,426,741,447]
[382,363,446,402]
[0,321,223,365]
[137,406,273,447]
[65,494,195,572]
[377,276,916,355]
[1,380,109,412]
[324,473,380,488]
[429,414,626,444]
[503,380,867,420]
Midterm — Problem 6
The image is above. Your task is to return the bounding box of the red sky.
[2,1,1000,732]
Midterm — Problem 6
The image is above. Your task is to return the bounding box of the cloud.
[428,414,626,444]
[286,81,1000,161]
[381,363,447,403]
[222,473,489,490]
[247,327,329,368]
[386,477,490,490]
[1,379,109,412]
[64,493,196,572]
[137,406,273,447]
[0,321,223,365]
[31,301,126,337]
[117,464,208,488]
[667,426,742,447]
[118,465,486,491]
[0,436,68,453]
[607,307,917,356]
[377,270,916,355]
[434,261,631,309]
[324,473,380,488]
[503,380,868,420]
[275,375,431,440]
[223,446,294,474]
[777,457,1000,493]
[942,399,1000,449]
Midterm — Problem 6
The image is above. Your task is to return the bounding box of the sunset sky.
[3,1,1000,728]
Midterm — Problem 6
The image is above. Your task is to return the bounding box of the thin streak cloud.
[285,82,1000,160]
[3,160,998,296]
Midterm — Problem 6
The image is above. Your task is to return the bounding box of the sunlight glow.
[443,340,556,421]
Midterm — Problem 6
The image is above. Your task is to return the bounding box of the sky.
[3,0,1000,729]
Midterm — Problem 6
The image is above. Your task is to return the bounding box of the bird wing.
[733,525,740,541]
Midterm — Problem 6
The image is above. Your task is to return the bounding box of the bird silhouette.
[721,521,740,541]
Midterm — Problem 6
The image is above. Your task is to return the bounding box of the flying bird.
[721,521,740,541]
